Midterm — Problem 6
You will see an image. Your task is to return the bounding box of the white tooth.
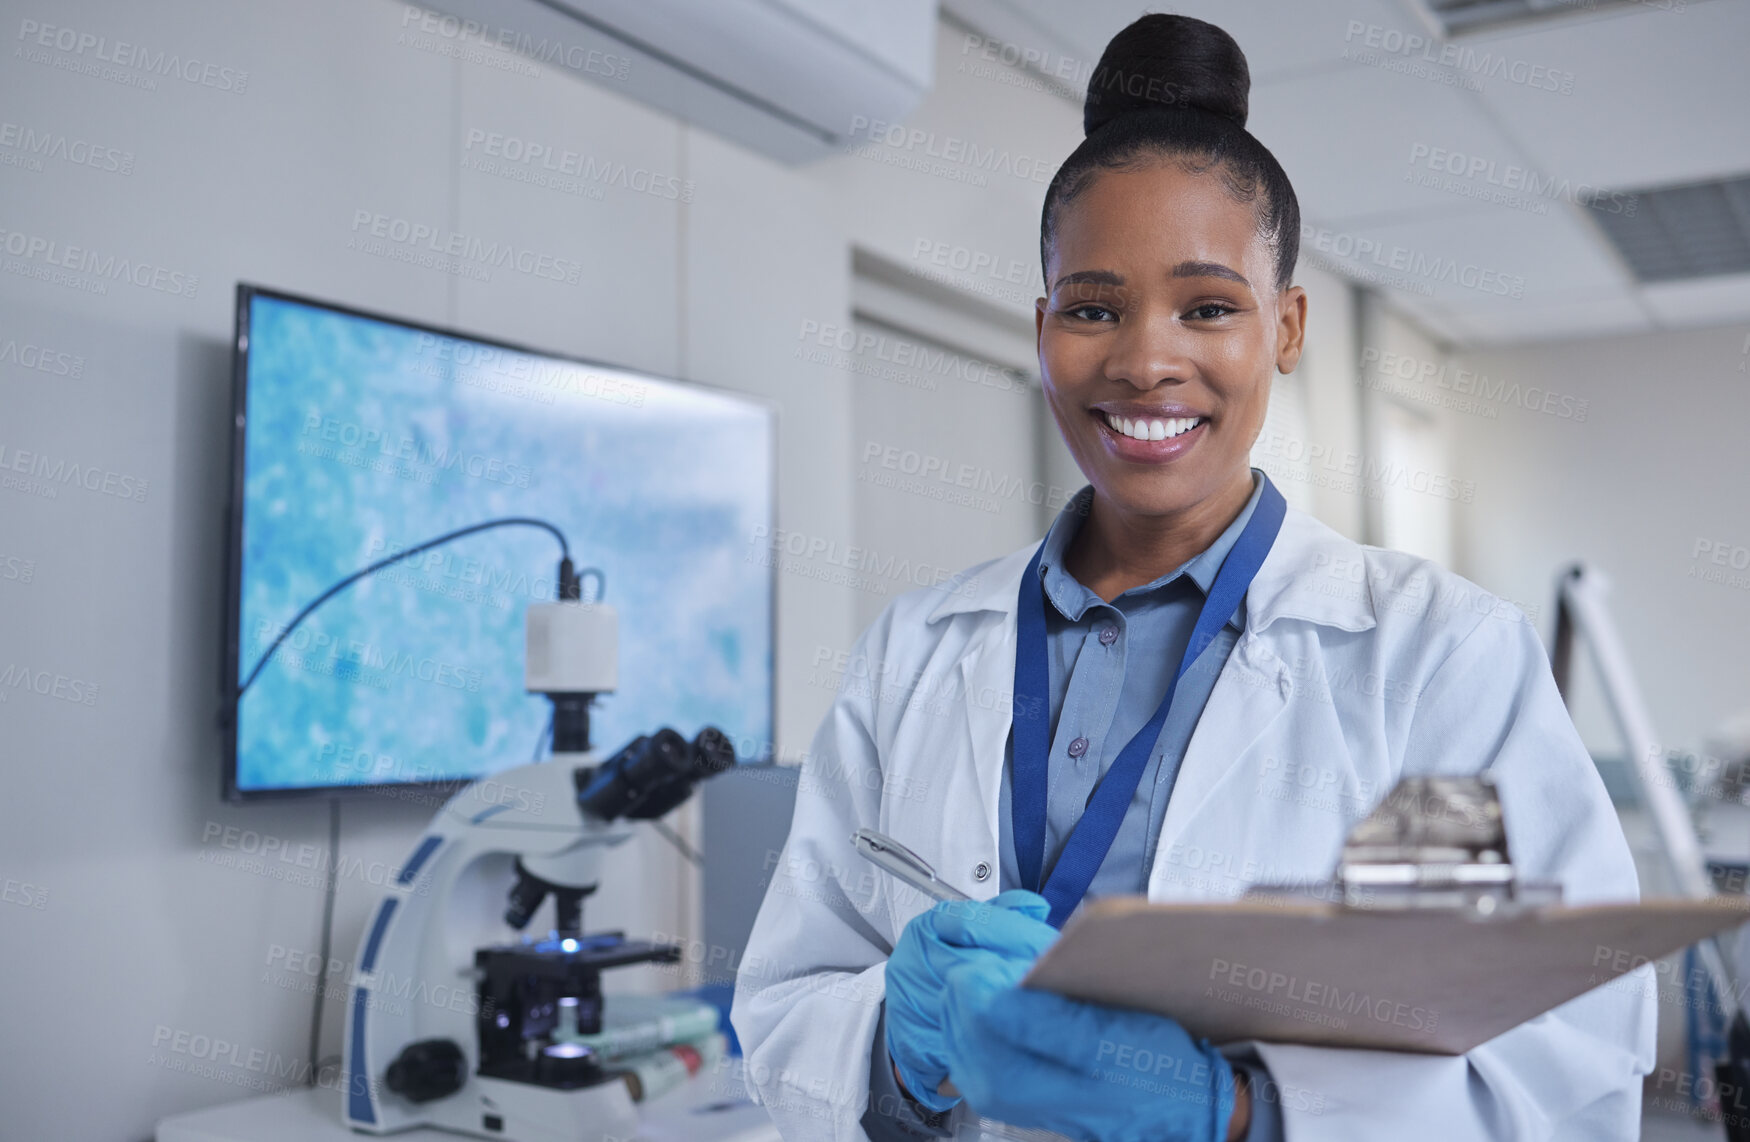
[1122,417,1137,438]
[1176,418,1191,436]
[1163,418,1179,437]
[1148,420,1166,441]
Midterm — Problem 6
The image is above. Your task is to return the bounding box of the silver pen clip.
[851,828,972,902]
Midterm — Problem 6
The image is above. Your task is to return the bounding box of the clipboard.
[1019,778,1750,1055]
[1020,893,1749,1055]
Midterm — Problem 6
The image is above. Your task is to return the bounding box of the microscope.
[341,566,734,1141]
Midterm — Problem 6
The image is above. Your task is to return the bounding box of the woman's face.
[1036,162,1306,521]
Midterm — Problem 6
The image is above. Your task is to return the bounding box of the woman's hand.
[884,889,1059,1111]
[940,958,1241,1142]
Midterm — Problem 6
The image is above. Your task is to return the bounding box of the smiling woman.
[1040,158,1306,601]
[733,14,1653,1142]
[1035,15,1306,599]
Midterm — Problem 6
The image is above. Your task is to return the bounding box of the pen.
[851,828,969,1100]
[851,828,972,902]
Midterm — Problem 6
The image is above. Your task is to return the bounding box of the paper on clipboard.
[1019,894,1750,1055]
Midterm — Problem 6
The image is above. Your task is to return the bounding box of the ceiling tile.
[1251,63,1536,227]
[1466,0,1750,189]
[1640,271,1750,331]
[987,0,1422,83]
[1299,202,1634,308]
[1434,287,1654,347]
[946,0,1748,346]
[1372,290,1483,345]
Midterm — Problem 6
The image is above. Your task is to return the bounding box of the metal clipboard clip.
[1250,776,1563,916]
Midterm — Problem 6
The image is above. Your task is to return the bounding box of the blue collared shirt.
[866,471,1283,1142]
[996,474,1262,902]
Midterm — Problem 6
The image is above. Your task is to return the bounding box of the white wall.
[1251,263,1365,539]
[1366,302,1460,563]
[1437,320,1750,1085]
[818,21,1079,322]
[0,5,1083,1139]
[1338,292,1750,765]
[1446,321,1750,758]
[846,314,1042,632]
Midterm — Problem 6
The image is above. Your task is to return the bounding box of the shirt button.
[1099,625,1118,646]
[973,862,991,882]
[1068,737,1088,758]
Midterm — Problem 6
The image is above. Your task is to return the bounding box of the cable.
[247,520,581,1084]
[576,566,605,604]
[532,708,554,762]
[307,798,341,1086]
[253,519,583,1076]
[239,517,569,696]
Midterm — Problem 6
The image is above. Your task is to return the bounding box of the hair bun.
[1083,14,1250,136]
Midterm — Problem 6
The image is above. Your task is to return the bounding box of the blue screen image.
[234,293,774,793]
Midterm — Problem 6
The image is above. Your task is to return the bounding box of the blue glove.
[940,959,1237,1142]
[884,890,1059,1113]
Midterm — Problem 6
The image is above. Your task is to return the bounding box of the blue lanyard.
[1011,477,1286,928]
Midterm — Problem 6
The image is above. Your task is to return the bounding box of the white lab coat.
[731,505,1656,1141]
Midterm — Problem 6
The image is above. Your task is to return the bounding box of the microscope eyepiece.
[692,726,737,780]
[575,725,736,822]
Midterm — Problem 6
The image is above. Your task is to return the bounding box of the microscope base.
[154,1058,780,1142]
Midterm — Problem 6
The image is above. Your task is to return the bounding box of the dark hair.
[1040,14,1300,292]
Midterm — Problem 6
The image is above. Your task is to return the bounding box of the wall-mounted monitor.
[223,285,775,800]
